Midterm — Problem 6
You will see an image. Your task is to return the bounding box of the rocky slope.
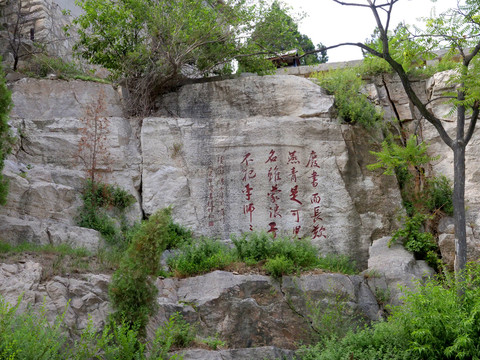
[0,71,468,357]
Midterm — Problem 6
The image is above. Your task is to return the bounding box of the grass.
[0,240,119,280]
[167,232,359,278]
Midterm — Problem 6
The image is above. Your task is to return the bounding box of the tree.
[247,1,328,67]
[322,0,480,275]
[72,0,327,114]
[73,0,255,113]
[0,58,13,205]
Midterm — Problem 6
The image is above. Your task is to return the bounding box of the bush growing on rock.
[109,208,191,332]
[299,262,480,359]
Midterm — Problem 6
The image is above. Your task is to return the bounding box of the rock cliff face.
[3,75,406,269]
[367,71,480,269]
[2,79,142,250]
[0,72,455,358]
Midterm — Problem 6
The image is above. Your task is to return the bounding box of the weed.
[167,238,236,277]
[231,232,319,271]
[265,255,295,278]
[311,68,383,129]
[300,263,480,359]
[317,254,358,275]
[200,335,226,350]
[150,312,195,358]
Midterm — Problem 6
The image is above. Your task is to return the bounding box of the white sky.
[282,0,462,62]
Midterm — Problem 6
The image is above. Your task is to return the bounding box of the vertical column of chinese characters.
[241,153,256,231]
[306,150,326,240]
[266,149,281,238]
[207,167,215,227]
[216,155,226,225]
[287,150,303,238]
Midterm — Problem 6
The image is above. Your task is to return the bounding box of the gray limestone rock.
[144,76,403,269]
[149,270,380,350]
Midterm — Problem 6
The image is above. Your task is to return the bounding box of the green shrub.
[151,312,195,355]
[391,213,438,263]
[265,255,295,278]
[300,263,480,359]
[231,232,319,270]
[109,208,185,332]
[20,55,84,79]
[316,254,358,275]
[77,180,136,246]
[425,175,454,216]
[0,296,68,360]
[167,238,236,277]
[311,67,383,129]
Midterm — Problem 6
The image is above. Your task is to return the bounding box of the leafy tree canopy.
[242,1,327,71]
[72,0,327,113]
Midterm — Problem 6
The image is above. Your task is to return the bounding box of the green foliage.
[367,135,436,176]
[72,0,326,113]
[71,0,253,112]
[108,208,190,332]
[239,1,327,72]
[311,68,382,129]
[151,312,195,356]
[232,232,320,271]
[0,59,13,206]
[301,263,480,359]
[0,297,69,360]
[200,335,226,350]
[391,213,439,267]
[0,294,193,359]
[167,238,236,277]
[425,175,454,216]
[77,180,136,246]
[307,292,357,342]
[368,135,451,268]
[264,255,295,278]
[316,254,358,275]
[20,55,84,79]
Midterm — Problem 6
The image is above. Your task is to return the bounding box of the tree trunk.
[453,142,467,275]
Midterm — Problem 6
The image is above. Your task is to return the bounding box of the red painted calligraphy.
[289,185,302,205]
[265,149,278,163]
[241,153,254,166]
[293,225,301,237]
[269,203,282,218]
[290,167,298,183]
[243,183,253,201]
[312,225,326,239]
[267,221,278,238]
[242,169,256,182]
[287,150,300,164]
[306,150,320,168]
[267,185,282,203]
[244,203,255,222]
[310,193,321,204]
[290,209,300,222]
[311,206,323,223]
[268,166,281,184]
[309,171,319,188]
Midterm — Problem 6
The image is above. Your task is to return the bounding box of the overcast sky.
[282,0,462,62]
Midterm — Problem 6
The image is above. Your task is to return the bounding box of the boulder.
[149,270,380,349]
